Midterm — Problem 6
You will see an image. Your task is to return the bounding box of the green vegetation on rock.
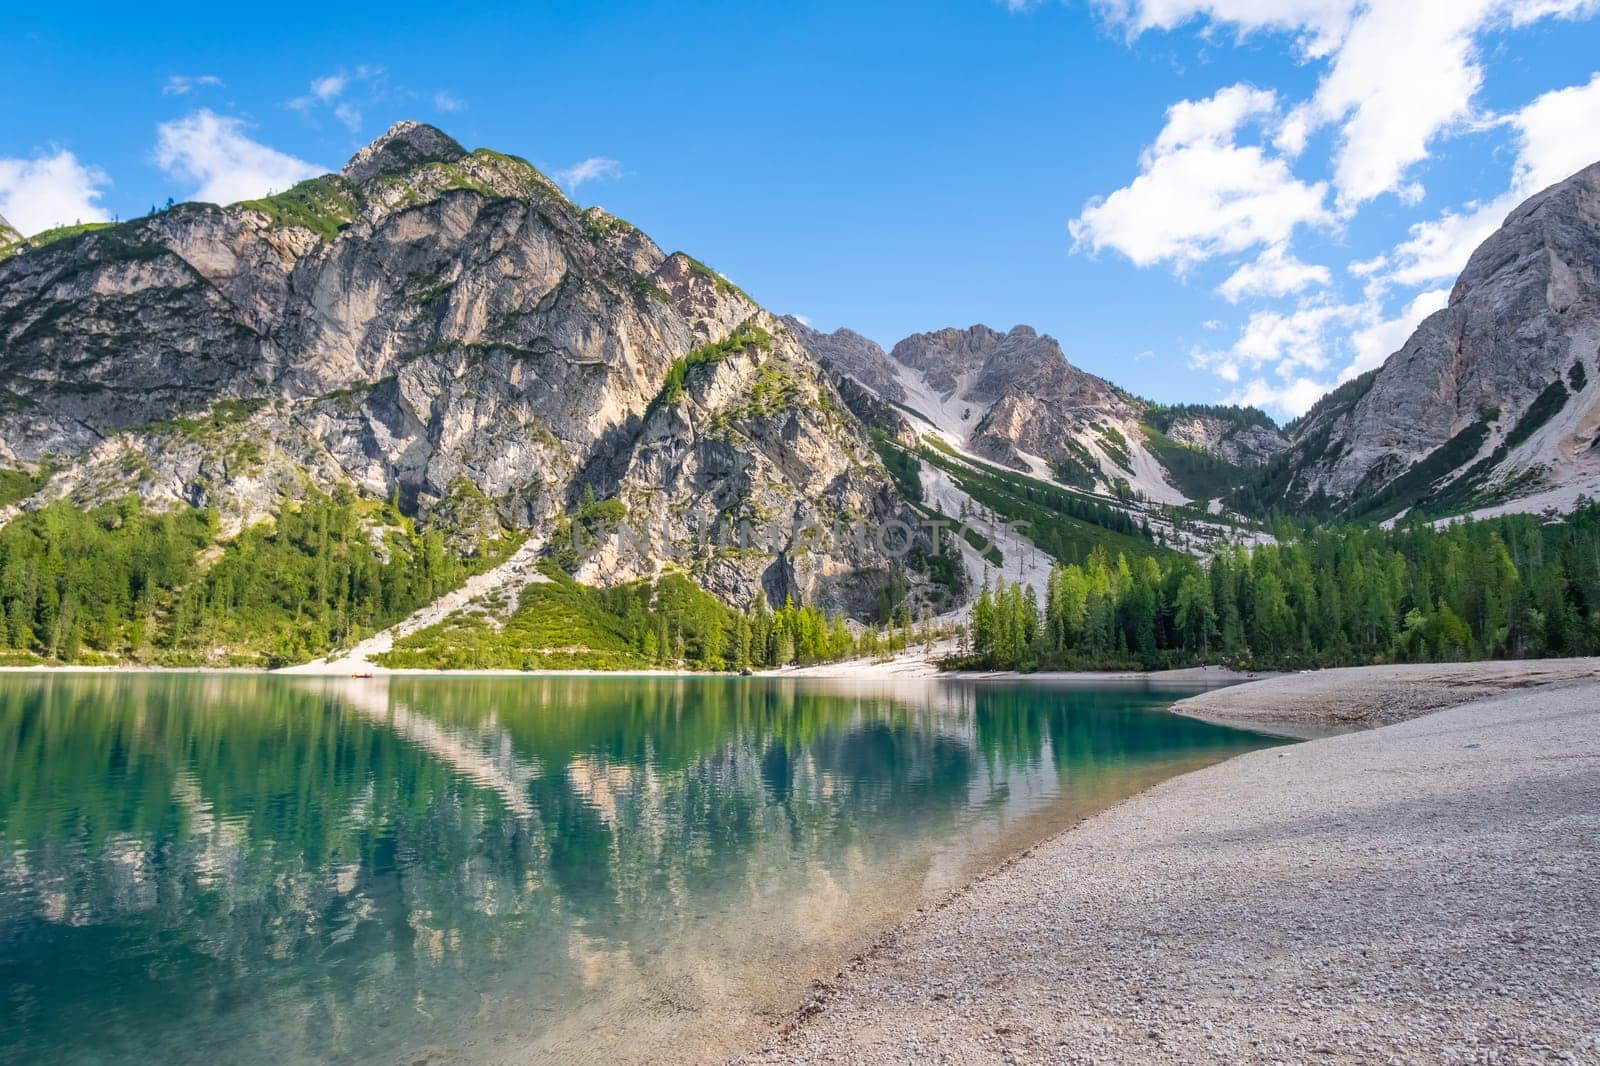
[1142,426,1246,501]
[916,436,1160,565]
[1050,439,1099,490]
[680,254,750,301]
[1347,411,1498,521]
[659,320,773,405]
[1143,402,1279,435]
[874,435,924,503]
[0,221,116,260]
[379,561,920,672]
[1094,425,1133,473]
[143,398,268,440]
[0,468,47,509]
[238,176,360,241]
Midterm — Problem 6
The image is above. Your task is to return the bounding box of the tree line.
[0,491,512,666]
[963,505,1600,670]
[382,559,950,672]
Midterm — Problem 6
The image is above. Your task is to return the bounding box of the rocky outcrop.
[0,214,19,247]
[1156,410,1289,467]
[883,324,1190,502]
[580,314,917,616]
[340,120,468,184]
[0,122,926,618]
[1273,162,1600,517]
[781,316,906,403]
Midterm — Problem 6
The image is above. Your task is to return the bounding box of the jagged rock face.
[885,324,1183,497]
[579,314,920,616]
[952,327,1134,461]
[0,214,20,247]
[0,121,920,616]
[1162,414,1289,467]
[1281,161,1600,514]
[780,316,906,403]
[340,121,467,184]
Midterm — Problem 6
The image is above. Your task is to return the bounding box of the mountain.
[6,120,1592,671]
[0,121,937,645]
[0,214,19,248]
[789,320,1288,505]
[1262,162,1600,520]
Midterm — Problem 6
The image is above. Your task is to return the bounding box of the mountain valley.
[1,122,1598,668]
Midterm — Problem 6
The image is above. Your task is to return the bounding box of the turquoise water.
[0,674,1277,1064]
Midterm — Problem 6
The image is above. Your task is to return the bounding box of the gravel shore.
[745,669,1600,1064]
[1173,658,1600,736]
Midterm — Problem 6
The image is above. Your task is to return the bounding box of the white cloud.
[163,74,223,96]
[434,90,466,113]
[1511,70,1600,193]
[1151,84,1278,154]
[1191,296,1388,414]
[1191,300,1357,387]
[1293,0,1493,211]
[1347,253,1386,277]
[1346,287,1449,377]
[154,110,323,204]
[1379,71,1600,291]
[309,74,347,102]
[1100,0,1600,210]
[1097,0,1357,56]
[1231,301,1361,373]
[1230,374,1330,417]
[289,67,382,131]
[1383,198,1507,289]
[1507,0,1600,25]
[553,156,623,191]
[1217,242,1332,301]
[1070,84,1329,267]
[0,149,111,235]
[1095,1,1600,412]
[1195,285,1450,414]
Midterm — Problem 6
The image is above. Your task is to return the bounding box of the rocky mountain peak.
[1267,158,1600,519]
[1447,160,1600,308]
[341,121,468,185]
[0,213,19,245]
[890,323,1083,402]
[0,127,931,625]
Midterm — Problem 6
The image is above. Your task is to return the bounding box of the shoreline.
[291,658,1587,694]
[0,656,1591,695]
[1172,657,1599,737]
[0,656,1265,684]
[743,660,1600,1064]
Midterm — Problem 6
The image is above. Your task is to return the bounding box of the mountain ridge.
[787,317,1290,507]
[0,121,942,643]
[1,120,1596,668]
[1258,160,1600,520]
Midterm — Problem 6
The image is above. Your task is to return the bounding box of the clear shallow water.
[0,674,1278,1064]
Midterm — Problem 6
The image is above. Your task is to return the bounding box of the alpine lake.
[0,673,1280,1064]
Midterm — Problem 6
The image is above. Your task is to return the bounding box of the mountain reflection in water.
[0,673,1277,1065]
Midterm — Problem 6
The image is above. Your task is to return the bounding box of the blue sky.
[5,0,1600,419]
